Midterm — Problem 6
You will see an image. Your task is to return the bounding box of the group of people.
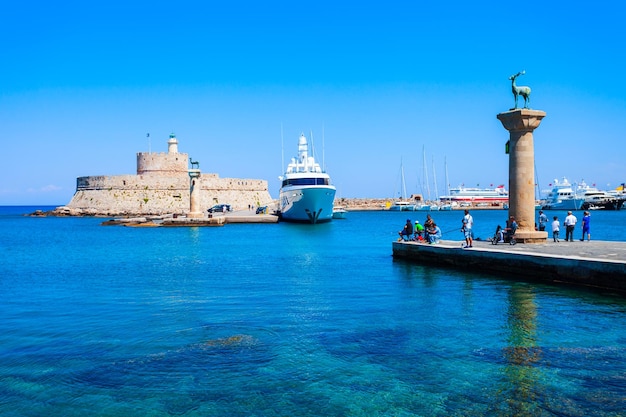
[398,210,474,246]
[398,208,593,245]
[398,214,442,244]
[540,210,591,242]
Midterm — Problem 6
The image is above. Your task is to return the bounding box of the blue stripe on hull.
[279,186,336,224]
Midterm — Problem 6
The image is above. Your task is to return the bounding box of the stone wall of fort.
[62,173,273,216]
[136,152,188,176]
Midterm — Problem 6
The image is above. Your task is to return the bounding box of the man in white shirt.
[564,211,577,242]
[462,209,473,248]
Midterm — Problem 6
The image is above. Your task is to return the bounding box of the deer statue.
[189,158,200,169]
[509,70,531,109]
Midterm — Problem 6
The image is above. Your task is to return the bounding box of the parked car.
[207,204,231,213]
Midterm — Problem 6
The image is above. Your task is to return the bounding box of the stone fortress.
[55,134,274,216]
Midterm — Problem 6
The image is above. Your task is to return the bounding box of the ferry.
[278,133,336,223]
[439,185,508,203]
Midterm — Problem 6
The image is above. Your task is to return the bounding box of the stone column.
[497,109,547,243]
[188,169,203,218]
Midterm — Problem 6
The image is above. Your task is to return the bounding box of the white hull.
[542,199,585,210]
[332,206,347,219]
[389,201,414,211]
[440,185,508,203]
[279,185,336,223]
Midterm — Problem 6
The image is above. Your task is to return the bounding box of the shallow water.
[1,207,625,416]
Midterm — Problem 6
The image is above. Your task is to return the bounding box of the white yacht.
[332,206,348,219]
[541,178,584,210]
[577,180,625,210]
[278,133,336,223]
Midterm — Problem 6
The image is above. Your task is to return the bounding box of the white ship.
[541,178,585,210]
[577,180,625,210]
[278,133,336,223]
[439,185,509,203]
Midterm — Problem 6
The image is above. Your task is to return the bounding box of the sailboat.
[415,148,438,211]
[389,159,415,211]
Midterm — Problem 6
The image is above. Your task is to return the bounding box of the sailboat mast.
[423,146,431,201]
[432,155,438,202]
[445,157,450,199]
[401,159,407,200]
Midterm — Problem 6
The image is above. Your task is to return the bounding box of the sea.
[1,205,625,417]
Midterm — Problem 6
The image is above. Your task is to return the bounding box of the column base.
[514,230,548,244]
[187,211,204,219]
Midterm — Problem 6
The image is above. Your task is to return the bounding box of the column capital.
[497,109,546,132]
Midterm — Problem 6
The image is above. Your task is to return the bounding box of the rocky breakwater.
[336,198,390,210]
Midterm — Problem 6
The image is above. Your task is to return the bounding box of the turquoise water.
[1,206,625,416]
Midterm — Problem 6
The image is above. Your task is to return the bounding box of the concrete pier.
[101,209,279,227]
[392,240,626,294]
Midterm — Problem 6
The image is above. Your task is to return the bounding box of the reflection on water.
[494,284,542,416]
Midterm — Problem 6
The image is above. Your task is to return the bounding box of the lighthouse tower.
[167,133,179,154]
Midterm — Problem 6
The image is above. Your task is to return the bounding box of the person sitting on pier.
[398,219,413,241]
[493,225,505,243]
[414,220,425,241]
[504,216,518,240]
[426,223,442,244]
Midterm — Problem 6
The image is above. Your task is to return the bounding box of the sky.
[2,0,625,205]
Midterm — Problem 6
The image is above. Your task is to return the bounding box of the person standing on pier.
[538,210,548,231]
[564,211,577,242]
[580,211,591,241]
[461,209,473,248]
[552,216,560,242]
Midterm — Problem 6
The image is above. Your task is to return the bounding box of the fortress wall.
[137,152,189,175]
[65,173,273,216]
[200,177,272,209]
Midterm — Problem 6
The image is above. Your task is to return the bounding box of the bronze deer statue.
[509,71,531,109]
[189,158,200,169]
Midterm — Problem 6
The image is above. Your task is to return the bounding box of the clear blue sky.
[2,1,625,205]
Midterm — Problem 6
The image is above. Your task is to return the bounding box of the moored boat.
[332,206,348,219]
[278,133,336,223]
[389,201,415,211]
[541,178,584,210]
[577,180,625,210]
[439,184,508,204]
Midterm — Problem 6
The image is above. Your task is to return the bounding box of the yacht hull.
[279,185,336,223]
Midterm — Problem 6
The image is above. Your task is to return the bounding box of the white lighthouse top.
[167,133,179,154]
